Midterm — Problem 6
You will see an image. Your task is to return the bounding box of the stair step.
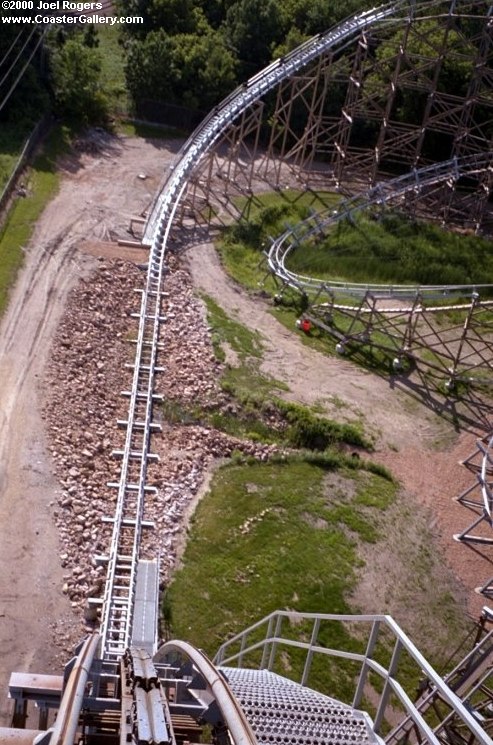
[219,667,381,745]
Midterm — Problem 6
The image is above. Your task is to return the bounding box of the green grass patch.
[166,455,471,705]
[287,209,493,288]
[118,120,186,140]
[166,458,396,699]
[215,193,493,383]
[202,293,263,361]
[0,121,38,192]
[217,190,340,293]
[0,125,71,318]
[219,194,493,293]
[97,25,130,116]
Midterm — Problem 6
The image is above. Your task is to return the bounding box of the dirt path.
[0,129,491,725]
[185,242,476,451]
[0,133,173,725]
[185,241,493,619]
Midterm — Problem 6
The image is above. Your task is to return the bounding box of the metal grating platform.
[220,667,382,745]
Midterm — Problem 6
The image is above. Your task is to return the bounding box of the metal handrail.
[214,610,492,744]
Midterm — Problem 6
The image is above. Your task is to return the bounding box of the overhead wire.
[0,25,37,92]
[0,28,25,70]
[0,5,125,117]
[0,26,48,115]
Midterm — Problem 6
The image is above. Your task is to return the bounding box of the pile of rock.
[43,255,279,644]
[43,259,142,621]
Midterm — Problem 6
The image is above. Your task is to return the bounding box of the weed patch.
[166,458,396,699]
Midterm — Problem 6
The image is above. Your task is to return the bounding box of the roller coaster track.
[0,0,493,745]
[57,2,491,745]
[101,0,406,663]
[266,153,493,301]
[101,0,493,664]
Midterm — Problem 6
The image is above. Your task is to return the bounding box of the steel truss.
[301,292,493,387]
[108,0,493,677]
[454,435,493,599]
[6,4,493,744]
[145,1,493,236]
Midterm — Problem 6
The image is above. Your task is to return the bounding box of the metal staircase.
[220,667,382,745]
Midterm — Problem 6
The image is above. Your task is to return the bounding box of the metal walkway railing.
[214,610,493,745]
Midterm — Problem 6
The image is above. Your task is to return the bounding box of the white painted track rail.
[101,0,493,666]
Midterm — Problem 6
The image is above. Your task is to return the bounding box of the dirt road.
[0,128,490,725]
[0,132,171,725]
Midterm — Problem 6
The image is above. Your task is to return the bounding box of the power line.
[0,25,37,92]
[0,28,25,70]
[0,27,47,114]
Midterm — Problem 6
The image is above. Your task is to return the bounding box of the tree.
[116,0,201,37]
[148,0,198,34]
[171,29,237,110]
[0,15,50,125]
[124,26,237,111]
[51,38,107,124]
[276,0,374,38]
[224,0,283,79]
[194,0,237,29]
[124,30,176,104]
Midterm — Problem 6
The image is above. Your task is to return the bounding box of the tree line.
[0,1,488,137]
[118,0,373,113]
[0,15,104,127]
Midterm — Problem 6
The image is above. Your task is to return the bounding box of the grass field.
[182,293,373,449]
[97,25,130,117]
[166,458,396,696]
[165,293,471,703]
[218,190,493,291]
[0,122,36,194]
[0,126,70,318]
[165,453,470,703]
[287,209,493,287]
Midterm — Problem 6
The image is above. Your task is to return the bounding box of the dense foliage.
[0,11,109,128]
[117,0,375,112]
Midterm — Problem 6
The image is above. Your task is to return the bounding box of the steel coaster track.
[102,0,493,663]
[101,0,401,662]
[480,435,493,521]
[266,153,493,302]
[99,239,169,660]
[143,1,403,246]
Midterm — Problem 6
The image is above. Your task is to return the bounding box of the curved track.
[5,3,493,744]
[100,0,493,678]
[266,153,493,301]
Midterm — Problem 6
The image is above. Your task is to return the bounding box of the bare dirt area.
[0,132,175,725]
[0,130,492,726]
[184,241,493,622]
